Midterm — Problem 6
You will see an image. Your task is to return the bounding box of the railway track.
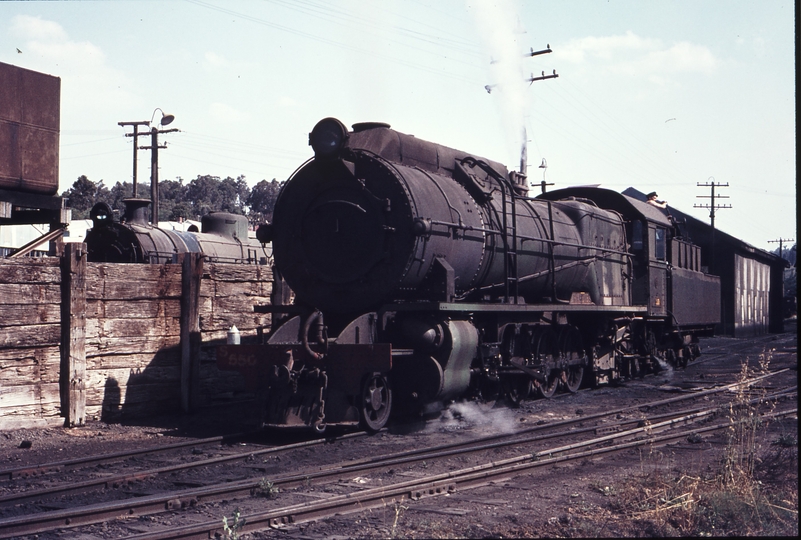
[0,431,255,481]
[125,406,798,539]
[0,369,794,539]
[0,431,367,506]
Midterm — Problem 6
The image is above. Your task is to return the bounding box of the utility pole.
[523,46,557,192]
[768,238,794,258]
[118,121,150,197]
[119,109,176,224]
[693,178,731,229]
[693,178,731,270]
[140,126,179,226]
[484,44,558,191]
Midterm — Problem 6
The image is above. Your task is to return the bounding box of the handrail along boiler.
[218,118,721,432]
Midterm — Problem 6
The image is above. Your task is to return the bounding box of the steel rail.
[1,383,793,539]
[0,431,366,507]
[695,333,798,359]
[0,431,254,481]
[123,407,797,539]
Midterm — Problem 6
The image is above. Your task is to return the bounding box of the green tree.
[183,174,251,217]
[184,175,220,217]
[108,181,135,214]
[247,178,283,223]
[170,202,193,221]
[158,178,189,222]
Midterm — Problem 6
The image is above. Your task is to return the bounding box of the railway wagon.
[218,118,721,432]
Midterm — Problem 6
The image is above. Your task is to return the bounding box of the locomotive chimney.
[122,198,152,225]
[511,125,529,196]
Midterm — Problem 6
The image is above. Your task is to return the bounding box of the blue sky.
[1,0,795,250]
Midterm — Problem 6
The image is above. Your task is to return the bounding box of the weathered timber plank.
[203,263,272,282]
[86,316,181,340]
[86,299,181,319]
[1,352,60,385]
[89,397,181,421]
[0,258,61,283]
[85,278,182,300]
[181,252,203,412]
[0,304,61,326]
[0,323,60,348]
[0,283,61,304]
[86,352,180,371]
[1,364,59,386]
[0,414,63,431]
[85,365,181,392]
[61,242,86,427]
[0,345,60,364]
[85,336,181,357]
[201,280,271,298]
[87,262,183,283]
[85,381,179,406]
[200,313,271,334]
[86,263,182,298]
[211,295,270,312]
[0,382,60,408]
[199,329,229,343]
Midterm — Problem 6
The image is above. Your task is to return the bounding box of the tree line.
[61,174,284,224]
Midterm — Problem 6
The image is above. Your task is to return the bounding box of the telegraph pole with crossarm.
[768,238,794,259]
[693,178,731,229]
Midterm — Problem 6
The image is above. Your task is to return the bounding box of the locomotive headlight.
[90,202,114,228]
[309,117,348,159]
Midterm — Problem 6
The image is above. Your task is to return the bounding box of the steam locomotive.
[85,198,266,264]
[217,117,721,432]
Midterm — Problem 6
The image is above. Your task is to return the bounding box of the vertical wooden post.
[60,242,86,427]
[180,253,203,412]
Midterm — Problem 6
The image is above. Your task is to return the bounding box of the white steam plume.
[468,0,529,173]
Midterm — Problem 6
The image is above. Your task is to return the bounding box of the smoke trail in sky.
[468,0,529,173]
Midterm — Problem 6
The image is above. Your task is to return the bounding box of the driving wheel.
[359,372,392,432]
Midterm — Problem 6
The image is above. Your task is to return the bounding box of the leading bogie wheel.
[360,372,392,432]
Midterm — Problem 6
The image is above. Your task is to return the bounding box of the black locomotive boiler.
[217,117,721,432]
[85,198,266,264]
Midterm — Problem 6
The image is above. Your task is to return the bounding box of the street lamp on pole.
[118,109,177,224]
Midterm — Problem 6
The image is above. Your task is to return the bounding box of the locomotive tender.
[218,117,721,432]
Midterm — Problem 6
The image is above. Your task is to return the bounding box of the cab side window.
[631,220,644,251]
[654,227,666,261]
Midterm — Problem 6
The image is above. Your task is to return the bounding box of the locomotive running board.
[385,302,648,313]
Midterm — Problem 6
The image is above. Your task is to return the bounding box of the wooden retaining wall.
[0,245,272,430]
[0,257,62,429]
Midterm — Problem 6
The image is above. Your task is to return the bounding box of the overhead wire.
[268,0,483,56]
[185,0,486,85]
[553,78,695,181]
